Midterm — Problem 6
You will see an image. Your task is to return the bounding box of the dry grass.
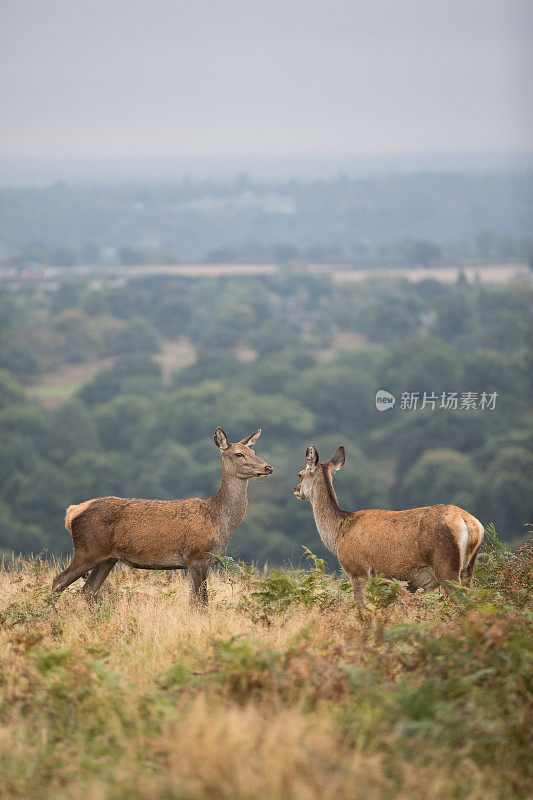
[0,555,531,800]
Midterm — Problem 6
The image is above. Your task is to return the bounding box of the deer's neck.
[310,467,348,554]
[213,470,249,538]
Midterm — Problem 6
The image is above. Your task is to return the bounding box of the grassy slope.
[0,539,531,800]
[28,338,196,407]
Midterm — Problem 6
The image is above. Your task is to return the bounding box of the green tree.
[142,382,314,448]
[50,280,85,314]
[78,355,163,406]
[478,309,529,354]
[397,449,479,511]
[0,370,27,410]
[47,400,101,464]
[0,501,45,555]
[477,448,533,540]
[287,365,376,437]
[243,351,314,396]
[111,318,161,356]
[378,410,489,481]
[1,459,71,545]
[405,239,441,267]
[380,337,459,396]
[0,431,41,492]
[172,350,242,388]
[66,451,134,501]
[0,406,51,457]
[53,309,97,363]
[0,340,42,377]
[154,293,191,337]
[355,292,423,343]
[461,350,526,413]
[431,292,476,340]
[136,443,195,499]
[247,316,300,357]
[94,395,150,452]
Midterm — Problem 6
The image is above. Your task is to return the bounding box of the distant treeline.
[1,172,532,265]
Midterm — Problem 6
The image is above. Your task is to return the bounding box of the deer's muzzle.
[257,465,273,476]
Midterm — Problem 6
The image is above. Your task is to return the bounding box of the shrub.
[241,547,346,611]
[468,524,532,610]
[501,536,533,608]
[365,573,403,607]
[475,523,513,590]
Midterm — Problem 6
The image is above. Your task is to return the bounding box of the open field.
[27,331,365,407]
[1,535,531,800]
[28,338,196,407]
[1,262,530,287]
[328,263,532,284]
[155,336,197,381]
[27,357,116,407]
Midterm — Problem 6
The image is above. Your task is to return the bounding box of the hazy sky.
[0,0,532,158]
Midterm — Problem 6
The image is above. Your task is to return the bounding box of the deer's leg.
[350,574,366,604]
[461,545,481,588]
[189,563,209,608]
[430,523,462,596]
[83,558,117,602]
[432,554,461,596]
[52,553,102,594]
[52,564,74,590]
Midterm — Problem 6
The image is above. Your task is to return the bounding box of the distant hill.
[1,168,532,262]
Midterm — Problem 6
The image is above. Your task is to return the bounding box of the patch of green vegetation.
[29,381,82,403]
[232,547,350,612]
[365,573,404,607]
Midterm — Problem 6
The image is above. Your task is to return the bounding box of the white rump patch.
[458,519,469,569]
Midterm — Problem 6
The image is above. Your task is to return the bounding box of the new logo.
[375,390,396,411]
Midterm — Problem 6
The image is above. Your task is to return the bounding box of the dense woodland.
[0,269,531,564]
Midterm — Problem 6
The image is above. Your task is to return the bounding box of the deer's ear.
[329,445,345,473]
[306,445,319,470]
[239,429,261,448]
[214,426,229,451]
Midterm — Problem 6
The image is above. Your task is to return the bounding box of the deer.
[52,427,273,606]
[294,444,484,602]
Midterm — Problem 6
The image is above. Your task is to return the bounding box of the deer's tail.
[64,501,93,534]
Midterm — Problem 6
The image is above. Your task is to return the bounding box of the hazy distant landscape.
[0,141,532,568]
[1,168,532,266]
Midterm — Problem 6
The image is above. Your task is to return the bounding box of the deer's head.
[214,427,273,479]
[294,444,345,500]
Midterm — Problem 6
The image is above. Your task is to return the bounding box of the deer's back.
[70,495,220,567]
[336,504,481,580]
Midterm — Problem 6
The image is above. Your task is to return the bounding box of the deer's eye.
[235,453,244,458]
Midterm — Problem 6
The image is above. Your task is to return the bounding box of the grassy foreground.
[0,533,532,800]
